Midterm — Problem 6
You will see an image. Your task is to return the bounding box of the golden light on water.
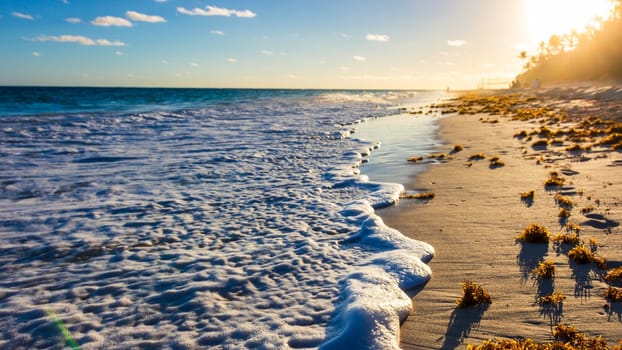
[526,0,614,44]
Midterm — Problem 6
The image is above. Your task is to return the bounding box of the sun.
[526,0,614,45]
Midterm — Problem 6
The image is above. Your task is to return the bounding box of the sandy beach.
[380,86,622,349]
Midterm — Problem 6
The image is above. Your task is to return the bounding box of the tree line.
[514,0,622,87]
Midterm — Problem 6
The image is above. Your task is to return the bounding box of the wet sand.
[380,87,622,349]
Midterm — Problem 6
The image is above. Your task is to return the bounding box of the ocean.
[0,87,446,349]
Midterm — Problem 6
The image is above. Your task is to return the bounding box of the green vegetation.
[515,1,622,85]
[516,223,551,243]
[456,280,492,308]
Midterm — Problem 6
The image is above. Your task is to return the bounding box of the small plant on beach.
[604,267,622,284]
[566,143,591,152]
[568,245,606,269]
[544,171,565,187]
[514,130,529,138]
[457,280,492,308]
[537,291,565,305]
[605,287,622,302]
[552,232,582,245]
[588,237,599,252]
[489,156,505,168]
[401,192,435,200]
[531,260,555,279]
[565,223,582,234]
[468,153,486,161]
[581,205,596,214]
[467,323,620,349]
[553,324,581,342]
[407,156,424,162]
[554,193,574,208]
[516,223,550,243]
[598,133,622,148]
[520,190,535,201]
[532,139,549,148]
[558,208,571,218]
[452,144,464,153]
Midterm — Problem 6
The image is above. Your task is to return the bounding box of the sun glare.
[526,0,614,45]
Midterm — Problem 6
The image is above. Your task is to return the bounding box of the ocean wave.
[0,88,435,349]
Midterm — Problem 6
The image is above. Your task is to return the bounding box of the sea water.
[0,87,445,349]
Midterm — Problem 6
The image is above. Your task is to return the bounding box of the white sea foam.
[0,90,442,349]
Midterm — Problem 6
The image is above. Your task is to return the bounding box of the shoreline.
[378,87,622,348]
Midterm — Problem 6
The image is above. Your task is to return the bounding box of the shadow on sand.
[440,304,489,350]
[517,242,549,284]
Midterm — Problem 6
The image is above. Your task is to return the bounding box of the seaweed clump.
[516,223,550,243]
[531,260,555,279]
[457,280,492,308]
[467,324,621,350]
[604,267,622,284]
[568,245,606,269]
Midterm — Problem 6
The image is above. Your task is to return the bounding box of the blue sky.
[0,0,612,89]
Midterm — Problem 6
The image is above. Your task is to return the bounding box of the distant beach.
[379,84,622,349]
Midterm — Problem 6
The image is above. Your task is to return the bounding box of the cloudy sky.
[0,0,612,89]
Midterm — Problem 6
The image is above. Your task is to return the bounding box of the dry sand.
[379,88,622,349]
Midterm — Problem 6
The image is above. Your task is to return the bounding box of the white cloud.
[92,16,132,27]
[65,17,82,24]
[447,39,467,47]
[210,30,224,35]
[34,35,126,46]
[126,11,166,23]
[340,66,350,71]
[115,51,124,56]
[12,12,34,20]
[366,33,390,42]
[177,5,256,18]
[95,39,126,46]
[227,58,238,63]
[260,50,273,55]
[190,62,199,67]
[62,0,70,4]
[353,55,366,62]
[155,0,168,2]
[32,51,41,57]
[162,60,170,65]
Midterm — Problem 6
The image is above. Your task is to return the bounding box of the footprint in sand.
[582,213,620,230]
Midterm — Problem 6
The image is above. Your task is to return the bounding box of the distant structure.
[478,77,512,90]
